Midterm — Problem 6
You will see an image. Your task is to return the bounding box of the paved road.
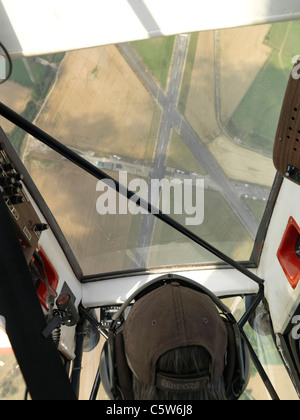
[118,35,261,267]
[119,35,190,266]
[118,38,259,241]
[150,35,189,180]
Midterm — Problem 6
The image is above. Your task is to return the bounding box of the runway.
[118,34,259,267]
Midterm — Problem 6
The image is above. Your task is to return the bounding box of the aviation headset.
[100,274,251,400]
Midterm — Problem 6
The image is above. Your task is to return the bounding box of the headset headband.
[110,274,236,333]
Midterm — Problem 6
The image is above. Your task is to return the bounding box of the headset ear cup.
[223,322,251,400]
[240,334,251,396]
[224,321,237,399]
[114,332,134,400]
[100,340,115,400]
[100,333,134,400]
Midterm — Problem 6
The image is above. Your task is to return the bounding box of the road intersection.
[118,34,263,266]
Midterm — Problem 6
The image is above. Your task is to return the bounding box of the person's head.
[123,281,228,400]
[100,275,249,400]
[132,346,227,400]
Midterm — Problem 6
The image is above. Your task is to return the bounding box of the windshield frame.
[0,104,280,283]
[0,123,83,280]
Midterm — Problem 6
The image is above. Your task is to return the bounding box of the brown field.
[185,31,220,143]
[184,26,271,143]
[22,45,160,276]
[208,136,275,186]
[26,153,137,276]
[220,25,272,122]
[184,25,275,185]
[0,81,32,133]
[35,46,158,162]
[186,25,272,139]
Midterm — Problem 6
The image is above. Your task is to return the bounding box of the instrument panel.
[0,142,48,264]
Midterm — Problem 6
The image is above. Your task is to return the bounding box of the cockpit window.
[1,21,299,278]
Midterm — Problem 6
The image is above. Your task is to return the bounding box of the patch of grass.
[167,129,206,175]
[149,189,253,267]
[131,36,175,89]
[7,54,65,153]
[228,21,300,155]
[145,104,162,164]
[10,59,35,88]
[243,198,266,223]
[8,100,39,153]
[228,51,288,154]
[265,21,300,59]
[178,32,199,115]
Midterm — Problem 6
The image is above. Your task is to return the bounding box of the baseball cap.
[123,282,228,391]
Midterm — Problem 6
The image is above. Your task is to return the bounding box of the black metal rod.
[239,328,280,400]
[0,102,264,286]
[79,304,108,339]
[71,317,85,398]
[90,367,101,401]
[238,286,280,400]
[238,285,265,329]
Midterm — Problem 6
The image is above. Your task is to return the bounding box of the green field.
[8,54,64,153]
[131,36,175,89]
[11,55,64,99]
[178,32,199,115]
[243,197,266,223]
[166,129,206,174]
[228,21,300,156]
[148,189,253,267]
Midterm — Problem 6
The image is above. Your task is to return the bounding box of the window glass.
[1,22,298,276]
[0,325,27,400]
